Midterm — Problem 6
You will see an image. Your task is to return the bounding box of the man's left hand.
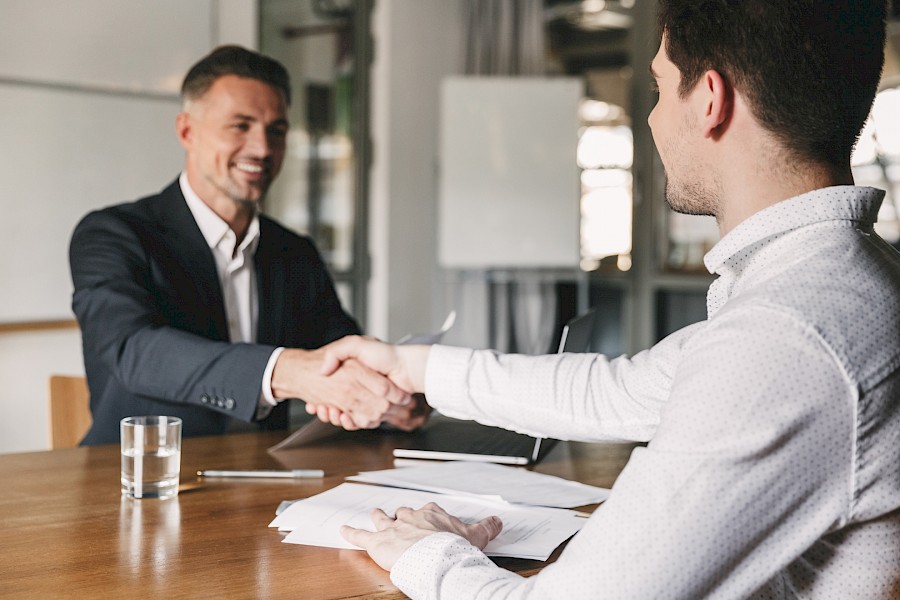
[306,393,432,431]
[340,502,503,571]
[381,393,432,431]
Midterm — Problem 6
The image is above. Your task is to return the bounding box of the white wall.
[0,329,85,452]
[0,0,258,454]
[368,0,465,342]
[0,0,463,452]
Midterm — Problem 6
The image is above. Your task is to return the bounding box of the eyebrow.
[232,113,289,128]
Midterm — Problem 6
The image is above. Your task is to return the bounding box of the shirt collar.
[703,186,884,275]
[179,172,260,256]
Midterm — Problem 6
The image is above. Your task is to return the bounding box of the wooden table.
[0,428,635,599]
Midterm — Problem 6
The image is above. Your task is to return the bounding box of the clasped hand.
[271,345,413,429]
[304,335,432,430]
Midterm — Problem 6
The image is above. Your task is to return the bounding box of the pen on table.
[197,469,325,479]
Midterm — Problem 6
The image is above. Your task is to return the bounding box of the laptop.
[392,310,597,465]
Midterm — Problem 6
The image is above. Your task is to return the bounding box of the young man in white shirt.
[314,1,900,597]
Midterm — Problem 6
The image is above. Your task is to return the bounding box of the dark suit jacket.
[69,179,360,445]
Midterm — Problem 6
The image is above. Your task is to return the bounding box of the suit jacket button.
[225,398,235,410]
[201,394,210,404]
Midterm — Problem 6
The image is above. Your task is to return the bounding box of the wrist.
[270,348,314,400]
[398,345,431,393]
[262,347,286,404]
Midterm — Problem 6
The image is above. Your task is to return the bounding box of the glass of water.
[120,416,182,499]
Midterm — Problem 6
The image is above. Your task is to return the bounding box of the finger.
[331,362,391,421]
[320,335,363,375]
[340,524,375,548]
[314,404,335,425]
[348,360,411,407]
[381,404,413,430]
[394,506,416,521]
[326,405,344,427]
[382,397,430,432]
[472,515,503,547]
[305,402,317,415]
[421,502,446,514]
[370,508,395,530]
[338,412,360,431]
[338,401,378,429]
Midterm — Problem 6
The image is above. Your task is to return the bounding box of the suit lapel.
[255,218,285,346]
[154,180,229,341]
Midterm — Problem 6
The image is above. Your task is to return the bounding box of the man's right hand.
[304,336,433,430]
[319,335,431,393]
[270,348,411,429]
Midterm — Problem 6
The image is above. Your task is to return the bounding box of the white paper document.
[270,482,587,560]
[348,461,610,509]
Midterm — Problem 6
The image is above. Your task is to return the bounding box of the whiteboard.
[0,85,183,322]
[438,77,581,268]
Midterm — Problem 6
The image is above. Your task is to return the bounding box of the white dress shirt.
[391,186,900,599]
[179,174,283,418]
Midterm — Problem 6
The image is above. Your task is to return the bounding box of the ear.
[700,69,731,139]
[175,111,192,151]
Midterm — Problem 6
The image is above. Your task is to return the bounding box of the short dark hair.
[181,45,292,106]
[657,0,887,167]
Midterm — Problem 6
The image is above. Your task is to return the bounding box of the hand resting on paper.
[340,502,503,571]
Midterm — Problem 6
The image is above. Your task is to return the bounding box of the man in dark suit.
[69,46,423,445]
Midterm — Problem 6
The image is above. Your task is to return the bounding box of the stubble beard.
[214,174,268,215]
[660,116,720,218]
[664,176,718,217]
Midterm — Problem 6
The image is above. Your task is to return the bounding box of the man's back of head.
[657,0,887,168]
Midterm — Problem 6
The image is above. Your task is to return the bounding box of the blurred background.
[2,0,898,452]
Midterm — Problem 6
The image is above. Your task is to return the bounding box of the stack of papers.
[349,461,610,508]
[271,461,611,560]
[271,483,587,560]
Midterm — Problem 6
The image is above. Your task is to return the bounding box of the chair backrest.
[48,375,91,449]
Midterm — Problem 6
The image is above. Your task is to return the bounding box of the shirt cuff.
[261,347,286,407]
[424,345,475,416]
[390,532,490,598]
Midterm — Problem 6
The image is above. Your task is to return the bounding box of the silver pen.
[197,469,325,478]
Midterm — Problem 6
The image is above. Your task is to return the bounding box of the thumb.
[340,524,372,548]
[319,336,362,375]
[320,353,341,376]
[473,515,503,548]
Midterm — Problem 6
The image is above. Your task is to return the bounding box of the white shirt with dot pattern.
[391,186,900,599]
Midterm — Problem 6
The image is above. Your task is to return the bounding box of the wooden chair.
[48,375,91,449]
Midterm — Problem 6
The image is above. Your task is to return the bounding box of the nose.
[245,125,271,158]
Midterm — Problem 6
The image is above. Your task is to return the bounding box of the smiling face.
[177,74,289,220]
[647,36,719,218]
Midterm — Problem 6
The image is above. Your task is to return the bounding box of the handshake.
[270,336,434,431]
